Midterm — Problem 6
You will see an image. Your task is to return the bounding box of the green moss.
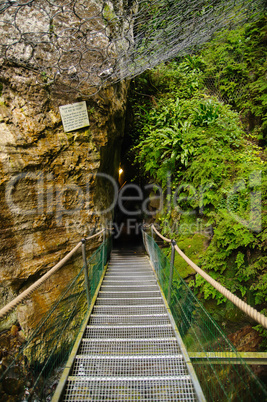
[103,3,116,22]
[164,233,207,279]
[203,298,246,334]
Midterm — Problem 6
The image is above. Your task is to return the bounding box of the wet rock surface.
[228,325,267,386]
[0,326,29,401]
[228,325,262,352]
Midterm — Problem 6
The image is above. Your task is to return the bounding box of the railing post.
[102,229,106,270]
[142,229,148,255]
[167,239,176,305]
[150,225,155,266]
[81,238,91,307]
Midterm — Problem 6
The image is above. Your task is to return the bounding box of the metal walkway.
[58,249,205,401]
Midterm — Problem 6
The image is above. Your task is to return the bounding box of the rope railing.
[0,231,111,402]
[0,228,105,320]
[151,224,267,329]
[143,228,267,400]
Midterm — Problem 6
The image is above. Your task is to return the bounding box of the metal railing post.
[81,238,91,307]
[149,226,154,267]
[102,229,106,270]
[167,239,176,305]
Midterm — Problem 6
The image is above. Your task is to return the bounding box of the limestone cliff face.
[0,0,133,333]
[0,66,128,332]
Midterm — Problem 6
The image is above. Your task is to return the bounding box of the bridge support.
[81,238,91,307]
[189,351,267,365]
[167,239,176,304]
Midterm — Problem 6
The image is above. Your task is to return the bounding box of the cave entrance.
[113,181,144,250]
[112,123,144,251]
[113,156,147,250]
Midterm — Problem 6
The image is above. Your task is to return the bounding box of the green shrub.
[129,18,267,345]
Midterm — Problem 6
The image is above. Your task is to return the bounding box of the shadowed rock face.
[0,1,130,332]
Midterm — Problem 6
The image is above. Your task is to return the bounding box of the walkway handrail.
[0,228,105,320]
[151,224,267,329]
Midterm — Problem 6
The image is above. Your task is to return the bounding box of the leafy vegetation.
[201,15,267,145]
[128,15,267,347]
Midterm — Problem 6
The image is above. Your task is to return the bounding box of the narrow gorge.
[0,0,266,400]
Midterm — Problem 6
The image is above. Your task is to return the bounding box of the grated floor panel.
[71,355,188,377]
[99,290,162,298]
[92,305,167,315]
[102,280,157,286]
[63,378,197,401]
[89,314,170,325]
[79,339,181,355]
[100,285,159,291]
[84,324,175,339]
[61,251,199,401]
[104,274,155,279]
[96,297,163,305]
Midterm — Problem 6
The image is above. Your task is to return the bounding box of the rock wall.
[0,0,133,333]
[0,65,128,331]
[0,3,131,401]
[0,64,129,336]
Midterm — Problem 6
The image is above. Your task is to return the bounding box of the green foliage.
[103,3,116,22]
[191,274,227,305]
[164,234,207,279]
[253,310,267,350]
[192,99,220,126]
[129,16,267,346]
[201,15,267,144]
[133,85,257,192]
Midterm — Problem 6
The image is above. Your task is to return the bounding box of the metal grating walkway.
[59,250,205,401]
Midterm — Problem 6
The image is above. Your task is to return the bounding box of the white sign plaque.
[59,101,90,132]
